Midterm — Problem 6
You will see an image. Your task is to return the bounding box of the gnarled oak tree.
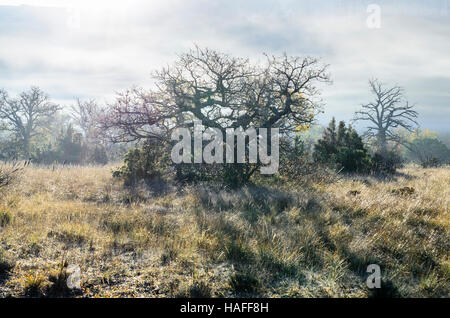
[101,47,330,141]
[100,47,331,184]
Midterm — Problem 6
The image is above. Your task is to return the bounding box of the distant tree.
[58,124,82,164]
[70,98,100,143]
[406,137,450,167]
[71,98,114,164]
[0,87,60,158]
[353,79,418,154]
[90,145,108,165]
[0,135,22,161]
[438,132,450,148]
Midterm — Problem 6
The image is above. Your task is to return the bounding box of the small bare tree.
[354,79,418,153]
[0,87,60,158]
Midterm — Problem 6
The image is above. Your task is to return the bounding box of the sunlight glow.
[0,0,135,10]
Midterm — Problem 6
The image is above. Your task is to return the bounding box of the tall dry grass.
[0,164,448,297]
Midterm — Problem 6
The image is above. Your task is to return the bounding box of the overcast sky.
[0,0,449,132]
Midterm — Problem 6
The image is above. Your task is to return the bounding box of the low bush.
[371,150,404,174]
[112,139,171,186]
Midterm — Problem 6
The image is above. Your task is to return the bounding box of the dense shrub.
[113,138,259,188]
[371,150,404,174]
[277,135,336,184]
[112,139,171,186]
[313,118,372,173]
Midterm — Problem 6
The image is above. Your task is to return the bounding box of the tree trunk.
[23,136,31,158]
[377,130,387,155]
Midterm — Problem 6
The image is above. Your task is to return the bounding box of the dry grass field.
[0,164,448,297]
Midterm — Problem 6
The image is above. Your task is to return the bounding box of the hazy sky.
[0,0,449,132]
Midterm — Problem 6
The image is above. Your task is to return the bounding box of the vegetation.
[353,79,418,154]
[404,131,450,168]
[100,47,330,186]
[0,87,60,158]
[313,118,372,173]
[0,163,22,190]
[0,47,448,299]
[0,165,448,297]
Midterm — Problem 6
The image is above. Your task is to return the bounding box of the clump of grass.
[161,244,179,265]
[0,162,22,190]
[47,261,81,297]
[0,210,11,227]
[0,249,14,276]
[177,281,212,298]
[368,280,400,298]
[47,223,91,245]
[23,272,47,297]
[224,240,254,264]
[257,247,298,279]
[103,219,135,235]
[418,272,446,297]
[229,272,261,295]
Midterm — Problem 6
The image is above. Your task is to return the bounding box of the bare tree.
[100,47,331,180]
[353,79,418,153]
[99,47,330,183]
[70,98,101,143]
[0,87,60,158]
[100,46,331,142]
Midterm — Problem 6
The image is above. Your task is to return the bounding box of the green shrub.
[113,139,171,186]
[371,150,403,174]
[313,118,372,173]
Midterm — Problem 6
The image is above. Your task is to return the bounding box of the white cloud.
[0,0,448,131]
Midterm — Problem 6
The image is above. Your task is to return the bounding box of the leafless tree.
[100,46,331,142]
[99,47,330,182]
[0,87,60,157]
[70,98,101,143]
[353,79,418,153]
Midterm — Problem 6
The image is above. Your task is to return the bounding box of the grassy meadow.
[0,164,448,298]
